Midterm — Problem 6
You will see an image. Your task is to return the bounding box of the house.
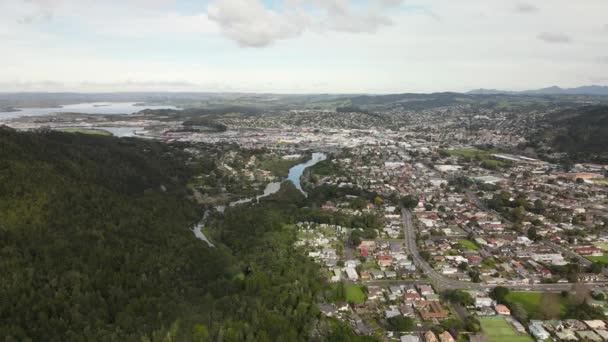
[370,269,384,279]
[438,331,455,342]
[318,303,337,317]
[495,304,510,315]
[367,286,384,301]
[418,301,449,320]
[345,267,359,281]
[401,335,420,342]
[529,321,550,340]
[400,304,415,317]
[377,255,394,267]
[475,297,493,308]
[424,330,438,342]
[404,289,422,301]
[576,330,602,341]
[390,286,403,295]
[584,320,606,330]
[417,284,435,296]
[554,329,577,341]
[385,306,401,319]
[594,329,608,341]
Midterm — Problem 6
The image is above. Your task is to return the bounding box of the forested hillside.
[0,128,364,341]
[535,105,608,162]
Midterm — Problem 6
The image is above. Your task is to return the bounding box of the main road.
[400,206,605,292]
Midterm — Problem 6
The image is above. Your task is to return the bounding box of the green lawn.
[458,239,479,250]
[593,242,608,251]
[345,284,366,303]
[505,292,568,318]
[479,316,532,342]
[587,253,608,264]
[259,156,306,178]
[443,149,488,158]
[60,128,112,136]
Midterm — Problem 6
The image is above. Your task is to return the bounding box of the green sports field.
[587,253,608,264]
[504,292,568,318]
[479,316,532,342]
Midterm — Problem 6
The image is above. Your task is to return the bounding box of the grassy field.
[458,239,479,250]
[345,284,366,303]
[479,316,532,342]
[587,253,608,264]
[60,128,112,136]
[259,156,306,178]
[443,148,488,158]
[505,292,568,318]
[593,242,608,251]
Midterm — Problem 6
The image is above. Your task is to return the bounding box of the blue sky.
[1,0,607,93]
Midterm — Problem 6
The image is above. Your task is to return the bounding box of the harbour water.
[0,102,178,120]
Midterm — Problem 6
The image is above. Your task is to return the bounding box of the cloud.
[537,32,571,43]
[514,2,539,13]
[206,0,404,47]
[207,0,308,47]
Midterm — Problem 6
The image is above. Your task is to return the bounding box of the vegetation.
[458,239,479,250]
[387,316,414,331]
[586,253,608,264]
[536,105,608,163]
[59,128,113,136]
[478,316,533,342]
[258,154,307,178]
[345,285,367,303]
[0,128,363,341]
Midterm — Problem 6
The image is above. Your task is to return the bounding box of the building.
[529,322,550,340]
[438,331,455,342]
[495,304,511,315]
[418,301,449,320]
[345,267,359,281]
[400,335,420,342]
[424,330,438,342]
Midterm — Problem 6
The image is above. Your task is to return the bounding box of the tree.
[527,227,538,241]
[510,303,528,323]
[570,283,590,305]
[401,195,418,209]
[192,324,210,342]
[490,287,510,304]
[538,293,561,319]
[588,262,604,274]
[388,316,414,331]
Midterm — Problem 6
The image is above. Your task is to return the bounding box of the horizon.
[2,0,607,93]
[1,84,608,96]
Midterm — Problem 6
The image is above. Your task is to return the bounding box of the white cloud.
[206,0,405,47]
[537,32,571,44]
[514,2,539,13]
[207,0,308,47]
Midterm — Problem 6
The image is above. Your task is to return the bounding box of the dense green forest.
[535,105,608,162]
[0,127,365,341]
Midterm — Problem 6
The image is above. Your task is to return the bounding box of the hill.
[533,105,608,162]
[468,85,608,96]
[0,128,362,341]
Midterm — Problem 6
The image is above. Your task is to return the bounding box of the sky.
[1,0,607,93]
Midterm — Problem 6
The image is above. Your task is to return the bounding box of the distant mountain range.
[467,85,608,96]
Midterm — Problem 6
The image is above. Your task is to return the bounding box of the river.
[192,152,328,247]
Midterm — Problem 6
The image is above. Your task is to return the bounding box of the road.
[400,206,605,292]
